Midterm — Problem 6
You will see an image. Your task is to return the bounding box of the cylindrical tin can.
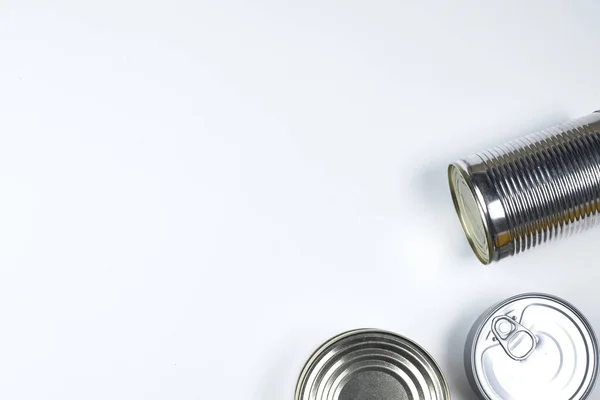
[448,111,600,264]
[465,293,599,400]
[295,329,450,400]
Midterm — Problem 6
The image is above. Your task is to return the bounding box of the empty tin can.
[465,293,599,400]
[295,329,450,400]
[449,111,600,264]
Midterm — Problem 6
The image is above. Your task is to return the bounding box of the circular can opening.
[448,164,491,264]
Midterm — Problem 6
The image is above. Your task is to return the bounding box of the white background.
[1,1,600,399]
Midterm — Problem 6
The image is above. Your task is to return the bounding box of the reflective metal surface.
[466,293,599,400]
[296,329,450,400]
[449,111,600,264]
[449,163,491,264]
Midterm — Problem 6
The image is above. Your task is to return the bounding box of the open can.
[296,329,450,400]
[465,293,599,399]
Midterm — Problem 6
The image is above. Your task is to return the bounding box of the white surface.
[1,1,600,399]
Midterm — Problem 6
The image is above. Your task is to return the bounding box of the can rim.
[448,162,493,265]
[466,293,600,400]
[294,329,359,400]
[295,328,451,400]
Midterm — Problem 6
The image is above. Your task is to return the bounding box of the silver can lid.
[466,293,599,400]
[295,329,450,400]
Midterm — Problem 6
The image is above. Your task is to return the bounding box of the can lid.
[295,329,450,400]
[448,163,492,264]
[467,294,599,400]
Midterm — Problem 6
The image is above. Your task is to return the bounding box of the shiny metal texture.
[465,293,599,400]
[295,329,450,400]
[449,111,600,264]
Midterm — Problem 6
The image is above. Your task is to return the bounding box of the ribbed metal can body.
[449,111,600,264]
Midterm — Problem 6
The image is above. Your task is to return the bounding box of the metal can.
[448,111,600,264]
[465,293,599,400]
[295,329,450,400]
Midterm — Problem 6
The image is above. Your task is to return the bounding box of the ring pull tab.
[491,316,538,361]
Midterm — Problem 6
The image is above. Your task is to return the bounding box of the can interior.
[448,164,492,264]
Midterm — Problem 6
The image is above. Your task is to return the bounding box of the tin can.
[295,329,450,400]
[465,293,599,400]
[449,111,600,264]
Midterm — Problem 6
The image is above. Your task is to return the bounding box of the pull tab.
[491,316,538,361]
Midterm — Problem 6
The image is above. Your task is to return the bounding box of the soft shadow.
[445,305,487,400]
[412,110,570,263]
[258,339,300,400]
[413,162,475,262]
